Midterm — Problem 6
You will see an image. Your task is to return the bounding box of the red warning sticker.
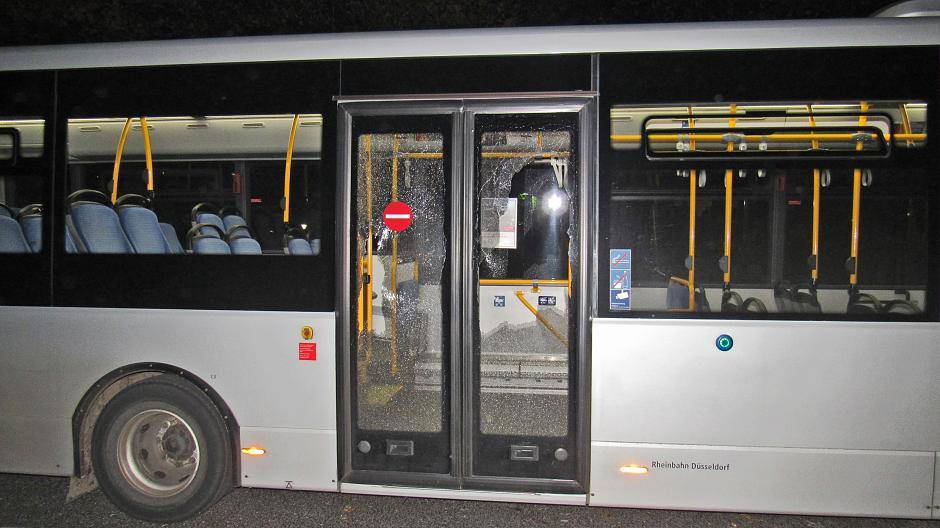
[299,342,317,361]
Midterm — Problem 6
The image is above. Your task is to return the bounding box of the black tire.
[92,374,233,523]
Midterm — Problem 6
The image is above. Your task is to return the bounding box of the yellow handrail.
[282,114,300,224]
[687,108,697,311]
[514,291,567,346]
[400,152,442,159]
[397,151,571,160]
[357,255,365,334]
[479,278,568,286]
[722,105,736,287]
[611,132,925,143]
[899,103,915,148]
[140,117,154,194]
[809,106,821,284]
[849,103,868,286]
[567,260,572,299]
[390,134,400,377]
[110,118,133,204]
[365,134,374,333]
[111,117,156,203]
[482,151,570,159]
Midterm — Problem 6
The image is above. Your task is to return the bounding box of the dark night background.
[1,0,906,47]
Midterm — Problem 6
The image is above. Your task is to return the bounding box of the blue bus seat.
[192,236,231,254]
[286,237,313,255]
[160,223,184,254]
[118,205,171,254]
[0,215,30,253]
[230,236,262,255]
[65,190,133,254]
[194,212,226,238]
[65,217,77,253]
[666,276,690,310]
[16,204,42,253]
[221,214,251,240]
[69,202,133,254]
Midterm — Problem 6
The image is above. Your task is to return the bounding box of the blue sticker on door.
[609,249,632,311]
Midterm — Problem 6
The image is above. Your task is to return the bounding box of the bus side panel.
[239,427,337,491]
[592,319,940,451]
[590,318,940,517]
[0,306,337,491]
[590,442,934,518]
[0,308,59,475]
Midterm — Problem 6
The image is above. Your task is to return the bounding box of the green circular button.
[716,334,733,351]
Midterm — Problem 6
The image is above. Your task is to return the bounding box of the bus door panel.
[339,98,591,494]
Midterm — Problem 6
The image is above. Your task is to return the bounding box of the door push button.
[510,444,540,461]
[386,440,414,456]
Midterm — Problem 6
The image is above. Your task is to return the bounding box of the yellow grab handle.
[110,118,133,204]
[282,114,300,224]
[140,117,154,193]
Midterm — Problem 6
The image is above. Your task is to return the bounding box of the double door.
[339,97,592,493]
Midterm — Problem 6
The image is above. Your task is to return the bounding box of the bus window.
[604,101,929,318]
[64,114,323,256]
[0,119,44,254]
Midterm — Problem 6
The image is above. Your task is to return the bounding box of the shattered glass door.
[343,103,587,490]
[350,115,452,475]
[472,113,579,480]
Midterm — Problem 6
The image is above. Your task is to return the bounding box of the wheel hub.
[116,409,200,497]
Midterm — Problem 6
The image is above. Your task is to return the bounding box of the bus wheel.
[92,374,233,522]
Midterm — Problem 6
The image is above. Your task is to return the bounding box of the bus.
[0,9,938,524]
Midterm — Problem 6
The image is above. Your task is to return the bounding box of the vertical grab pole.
[365,134,374,335]
[140,117,155,201]
[110,118,133,204]
[722,104,736,289]
[358,134,375,382]
[390,134,400,377]
[282,114,300,224]
[809,106,820,285]
[849,102,868,287]
[357,246,365,334]
[687,107,697,310]
[355,133,365,335]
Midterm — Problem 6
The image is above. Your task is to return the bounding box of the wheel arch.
[71,362,241,486]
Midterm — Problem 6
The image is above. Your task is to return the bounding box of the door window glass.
[355,131,447,434]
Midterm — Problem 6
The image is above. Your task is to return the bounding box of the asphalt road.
[0,473,934,528]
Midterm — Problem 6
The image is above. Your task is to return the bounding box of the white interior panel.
[590,442,935,519]
[592,318,940,451]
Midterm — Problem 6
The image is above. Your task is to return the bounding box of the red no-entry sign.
[383,201,413,232]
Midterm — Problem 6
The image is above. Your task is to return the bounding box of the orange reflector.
[619,464,649,475]
[241,446,266,456]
